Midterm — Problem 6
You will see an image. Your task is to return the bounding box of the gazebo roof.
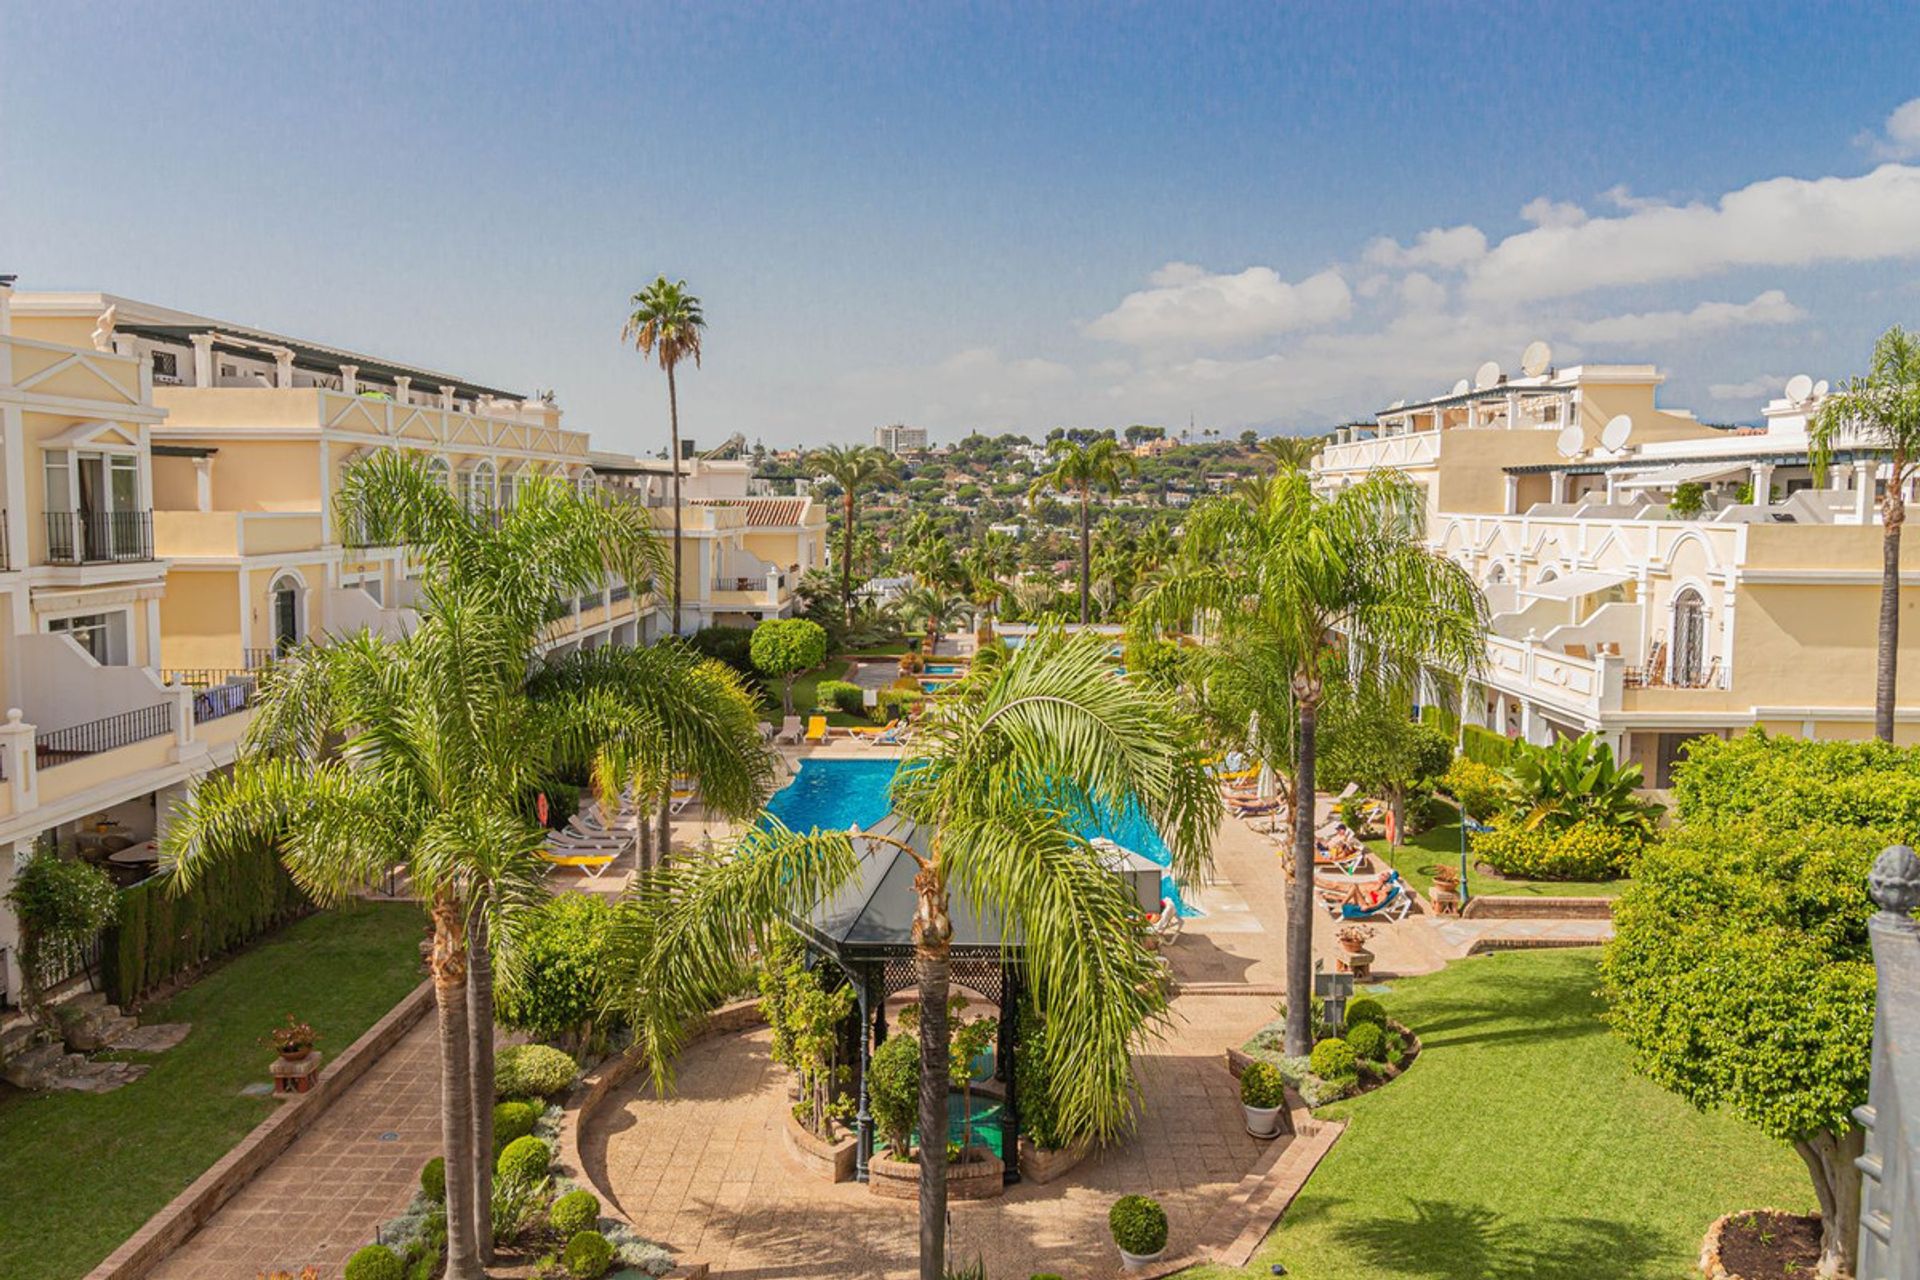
[793,812,1019,959]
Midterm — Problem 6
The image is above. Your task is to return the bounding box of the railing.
[192,682,253,724]
[43,509,154,565]
[162,667,259,689]
[35,703,175,767]
[1623,655,1726,690]
[711,571,786,594]
[1857,846,1920,1277]
[243,647,282,669]
[35,929,103,995]
[0,509,9,571]
[609,583,631,604]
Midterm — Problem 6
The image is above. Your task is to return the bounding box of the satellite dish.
[1388,399,1405,410]
[1813,379,1830,399]
[1475,360,1502,389]
[1521,340,1553,377]
[1785,374,1814,403]
[1451,378,1471,396]
[1555,425,1583,458]
[1601,414,1633,451]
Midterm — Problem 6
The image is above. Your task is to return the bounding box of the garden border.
[84,978,436,1280]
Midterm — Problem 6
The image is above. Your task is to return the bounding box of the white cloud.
[1708,375,1786,402]
[1467,164,1920,302]
[1520,197,1588,229]
[1084,264,1352,347]
[1860,97,1920,161]
[1362,224,1488,270]
[1568,290,1803,345]
[1398,272,1448,312]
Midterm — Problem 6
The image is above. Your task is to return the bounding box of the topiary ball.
[1345,1021,1386,1063]
[495,1042,579,1100]
[344,1244,404,1280]
[419,1156,446,1202]
[563,1228,616,1279]
[1238,1060,1287,1109]
[496,1134,553,1183]
[1108,1193,1169,1256]
[1343,995,1387,1031]
[549,1187,601,1238]
[493,1099,541,1153]
[1309,1036,1358,1081]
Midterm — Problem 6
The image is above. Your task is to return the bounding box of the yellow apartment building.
[1314,347,1920,783]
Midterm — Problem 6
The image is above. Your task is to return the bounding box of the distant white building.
[988,522,1022,537]
[874,423,929,455]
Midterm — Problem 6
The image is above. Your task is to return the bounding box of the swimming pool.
[924,663,964,676]
[765,757,1198,916]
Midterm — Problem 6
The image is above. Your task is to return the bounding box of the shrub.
[344,1245,404,1280]
[563,1228,616,1279]
[684,625,758,677]
[495,1043,578,1100]
[419,1156,445,1202]
[1461,723,1518,768]
[1014,1001,1064,1150]
[815,679,865,716]
[751,617,829,715]
[1442,756,1510,822]
[1504,732,1661,834]
[1345,1021,1386,1063]
[1239,1060,1286,1109]
[1343,996,1387,1031]
[496,1134,552,1183]
[1471,816,1640,880]
[868,1031,920,1155]
[1309,1037,1358,1082]
[496,895,619,1046]
[550,1188,601,1237]
[493,1100,540,1153]
[10,850,119,1016]
[1109,1194,1169,1256]
[1672,730,1920,839]
[491,1165,547,1245]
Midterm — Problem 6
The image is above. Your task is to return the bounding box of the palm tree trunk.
[1284,683,1321,1058]
[1877,493,1903,742]
[657,795,672,870]
[668,363,684,637]
[843,493,857,628]
[1078,487,1091,626]
[431,898,486,1280]
[467,897,496,1264]
[913,874,954,1280]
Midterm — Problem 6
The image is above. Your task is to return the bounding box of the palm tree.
[1029,438,1139,624]
[1134,471,1486,1056]
[1259,433,1324,471]
[897,583,968,650]
[1810,325,1920,742]
[618,628,1220,1280]
[809,444,900,626]
[962,531,1018,645]
[625,277,706,636]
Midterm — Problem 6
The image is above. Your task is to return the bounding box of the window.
[151,351,180,380]
[424,456,451,490]
[1671,587,1707,687]
[50,612,120,665]
[270,574,303,652]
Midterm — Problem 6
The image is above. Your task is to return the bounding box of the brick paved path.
[148,1015,441,1279]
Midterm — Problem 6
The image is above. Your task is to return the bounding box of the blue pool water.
[765,758,1197,916]
[924,663,963,676]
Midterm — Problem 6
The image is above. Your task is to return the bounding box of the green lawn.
[838,641,911,657]
[785,658,873,727]
[0,903,424,1279]
[1368,814,1630,900]
[1183,949,1810,1280]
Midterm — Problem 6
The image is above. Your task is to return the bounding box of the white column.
[1855,460,1878,523]
[193,458,213,513]
[190,332,217,387]
[152,781,192,842]
[1505,391,1520,429]
[439,384,455,411]
[339,364,358,396]
[272,348,294,388]
[1503,474,1520,515]
[0,711,36,815]
[393,375,412,405]
[1550,470,1568,503]
[1749,462,1774,508]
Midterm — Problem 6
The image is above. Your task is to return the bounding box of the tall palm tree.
[1134,471,1486,1056]
[897,583,968,650]
[809,443,900,625]
[618,628,1219,1280]
[1029,438,1139,624]
[1259,433,1324,471]
[1810,325,1920,742]
[962,531,1018,645]
[625,277,706,636]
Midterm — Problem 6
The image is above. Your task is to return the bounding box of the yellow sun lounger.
[846,719,898,738]
[537,848,619,880]
[804,715,829,744]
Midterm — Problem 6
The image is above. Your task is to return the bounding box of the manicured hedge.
[1672,729,1920,840]
[1418,701,1460,743]
[1460,723,1519,768]
[101,840,307,1006]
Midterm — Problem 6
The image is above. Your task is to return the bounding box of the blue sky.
[4,1,1919,454]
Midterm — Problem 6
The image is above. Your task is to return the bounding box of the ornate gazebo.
[787,812,1025,1185]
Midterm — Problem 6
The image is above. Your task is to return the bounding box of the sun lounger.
[757,721,776,743]
[1226,797,1282,816]
[537,848,619,880]
[1146,898,1184,948]
[668,788,699,816]
[775,715,804,745]
[804,715,829,744]
[1316,873,1411,922]
[846,719,898,738]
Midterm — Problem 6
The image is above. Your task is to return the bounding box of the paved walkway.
[149,1014,441,1279]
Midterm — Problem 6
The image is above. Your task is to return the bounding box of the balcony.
[36,703,175,769]
[153,510,325,560]
[44,510,154,565]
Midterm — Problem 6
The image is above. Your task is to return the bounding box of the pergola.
[787,812,1026,1185]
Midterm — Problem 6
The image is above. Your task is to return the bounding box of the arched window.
[462,458,496,512]
[576,467,597,499]
[270,573,304,653]
[1671,587,1707,687]
[498,471,516,510]
[424,455,451,491]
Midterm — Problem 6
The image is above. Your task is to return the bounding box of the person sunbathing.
[1318,869,1396,908]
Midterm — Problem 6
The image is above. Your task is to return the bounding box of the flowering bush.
[1471,816,1641,880]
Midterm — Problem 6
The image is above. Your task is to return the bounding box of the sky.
[4,1,1920,456]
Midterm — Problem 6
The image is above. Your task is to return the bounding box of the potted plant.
[1110,1194,1169,1270]
[262,1014,319,1061]
[1334,922,1373,955]
[1239,1060,1288,1138]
